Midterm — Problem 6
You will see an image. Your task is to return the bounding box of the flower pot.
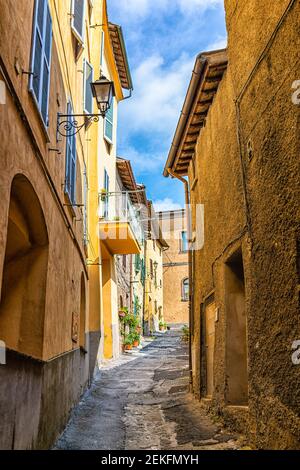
[124,344,132,351]
[159,326,164,331]
[133,340,139,347]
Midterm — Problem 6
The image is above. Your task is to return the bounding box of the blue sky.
[108,0,227,211]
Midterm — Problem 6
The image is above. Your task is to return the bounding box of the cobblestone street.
[55,328,241,450]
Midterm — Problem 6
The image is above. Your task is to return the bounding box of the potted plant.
[159,321,166,331]
[124,334,133,351]
[100,188,108,202]
[181,325,189,343]
[132,331,140,348]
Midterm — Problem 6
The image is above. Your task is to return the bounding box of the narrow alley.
[55,328,240,451]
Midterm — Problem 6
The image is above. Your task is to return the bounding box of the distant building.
[159,210,189,325]
[144,202,168,334]
[115,159,147,337]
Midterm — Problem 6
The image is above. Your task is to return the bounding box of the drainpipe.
[167,169,193,392]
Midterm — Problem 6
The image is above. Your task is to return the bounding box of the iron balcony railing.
[98,190,144,246]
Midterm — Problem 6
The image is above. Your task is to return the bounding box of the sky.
[107,0,227,212]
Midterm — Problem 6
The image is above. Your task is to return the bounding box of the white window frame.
[71,0,85,44]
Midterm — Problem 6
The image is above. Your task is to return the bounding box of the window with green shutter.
[140,259,146,286]
[135,254,141,273]
[29,0,52,126]
[104,99,114,142]
[65,102,77,204]
[84,60,93,114]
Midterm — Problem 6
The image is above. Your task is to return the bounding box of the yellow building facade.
[0,0,136,449]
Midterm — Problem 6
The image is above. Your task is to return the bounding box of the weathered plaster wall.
[224,0,300,449]
[188,67,246,400]
[189,0,300,449]
[0,0,90,449]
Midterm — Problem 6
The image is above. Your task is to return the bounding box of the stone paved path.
[54,327,241,450]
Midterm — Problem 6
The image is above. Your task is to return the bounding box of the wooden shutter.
[30,0,52,125]
[104,100,113,142]
[84,60,93,114]
[65,102,77,204]
[72,0,84,42]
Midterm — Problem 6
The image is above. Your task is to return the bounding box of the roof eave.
[163,49,228,177]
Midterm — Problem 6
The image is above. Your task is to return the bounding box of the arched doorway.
[0,174,49,359]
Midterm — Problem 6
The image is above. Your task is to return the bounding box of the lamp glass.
[91,76,114,115]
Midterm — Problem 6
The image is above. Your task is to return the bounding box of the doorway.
[225,248,248,405]
[205,298,216,398]
[0,174,48,359]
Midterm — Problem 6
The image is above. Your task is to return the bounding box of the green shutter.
[104,100,113,142]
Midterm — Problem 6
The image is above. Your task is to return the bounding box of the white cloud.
[206,35,227,50]
[153,197,183,212]
[109,0,223,22]
[119,145,166,175]
[118,53,194,140]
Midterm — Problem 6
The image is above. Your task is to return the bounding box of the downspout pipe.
[167,169,193,392]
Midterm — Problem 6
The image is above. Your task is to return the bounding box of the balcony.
[98,191,144,258]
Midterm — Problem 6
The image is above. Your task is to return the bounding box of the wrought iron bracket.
[57,112,104,138]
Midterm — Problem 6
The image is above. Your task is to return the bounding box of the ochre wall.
[0,0,90,449]
[225,0,300,448]
[189,0,300,449]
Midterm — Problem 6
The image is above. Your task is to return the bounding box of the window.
[149,259,154,279]
[84,60,93,114]
[104,99,114,143]
[71,0,85,43]
[65,102,77,204]
[181,231,188,252]
[182,278,189,302]
[133,295,139,316]
[140,259,146,286]
[103,169,109,218]
[29,0,53,126]
[135,254,141,273]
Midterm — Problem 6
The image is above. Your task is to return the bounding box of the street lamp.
[91,75,115,117]
[57,75,115,138]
